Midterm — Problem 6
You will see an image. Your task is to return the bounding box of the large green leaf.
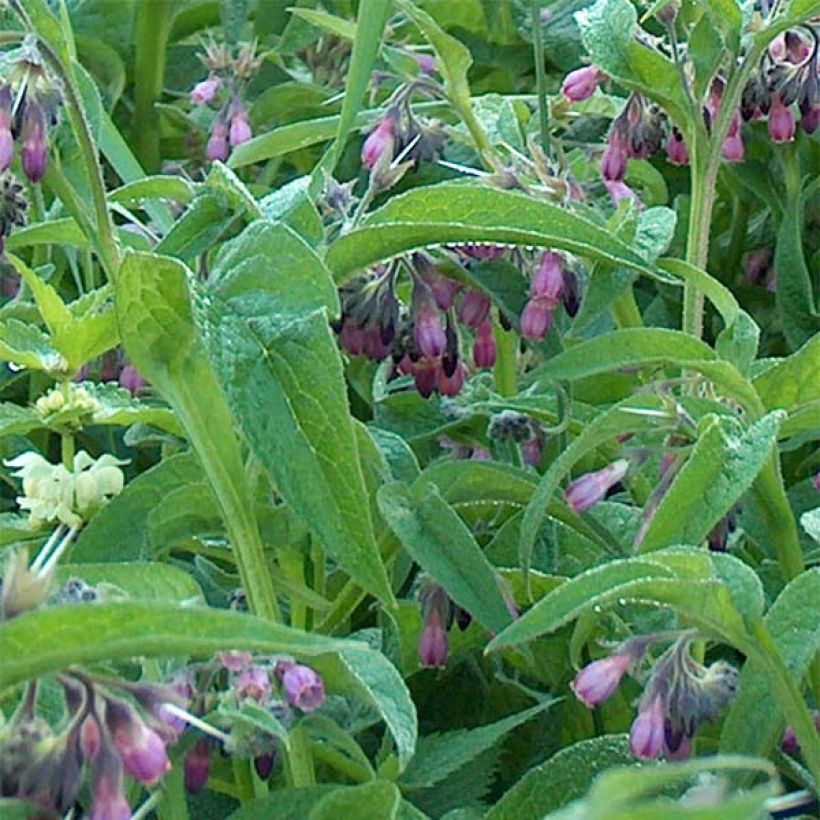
[205,307,394,608]
[753,334,820,412]
[325,183,658,283]
[720,568,820,765]
[377,481,513,635]
[308,781,401,819]
[638,412,784,552]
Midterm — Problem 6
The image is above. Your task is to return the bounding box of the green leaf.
[56,562,205,605]
[486,735,634,820]
[753,330,820,412]
[308,781,401,820]
[205,161,263,220]
[577,0,688,127]
[80,381,184,437]
[4,218,89,252]
[715,310,760,376]
[205,308,394,608]
[155,193,230,261]
[485,558,677,651]
[226,786,339,819]
[720,568,820,763]
[0,319,66,374]
[325,183,659,285]
[689,13,724,103]
[259,177,324,246]
[399,702,554,790]
[638,412,784,552]
[289,8,357,39]
[378,480,513,635]
[109,175,196,207]
[332,0,391,166]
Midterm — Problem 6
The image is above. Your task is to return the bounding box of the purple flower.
[522,438,541,467]
[813,472,820,492]
[418,606,448,667]
[412,53,437,75]
[473,320,496,370]
[218,651,253,672]
[190,76,222,106]
[0,85,13,173]
[664,726,692,761]
[280,663,326,712]
[802,106,820,135]
[458,290,491,328]
[235,666,272,703]
[414,303,447,359]
[119,364,147,396]
[665,130,689,166]
[105,700,170,785]
[413,359,438,398]
[254,752,275,779]
[81,715,102,761]
[229,110,253,147]
[339,320,366,356]
[436,360,465,397]
[184,739,211,794]
[722,112,745,162]
[206,119,230,162]
[629,694,666,760]
[531,252,564,304]
[520,298,553,341]
[571,653,633,708]
[562,66,603,103]
[604,180,641,208]
[601,129,628,182]
[21,102,48,184]
[565,459,630,513]
[459,244,505,261]
[89,759,131,820]
[768,93,795,143]
[425,274,460,311]
[362,116,396,169]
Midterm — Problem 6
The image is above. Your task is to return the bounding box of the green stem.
[530,0,549,155]
[133,0,175,172]
[284,726,316,787]
[746,622,820,784]
[609,288,644,328]
[231,758,255,804]
[492,320,517,397]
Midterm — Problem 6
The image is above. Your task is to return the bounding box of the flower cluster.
[572,634,739,761]
[35,383,100,422]
[189,40,261,162]
[487,410,546,467]
[6,450,127,529]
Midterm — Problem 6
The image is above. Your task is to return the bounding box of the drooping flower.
[629,694,666,760]
[601,129,629,182]
[413,301,447,359]
[278,663,326,712]
[562,66,604,103]
[21,102,48,184]
[768,93,796,143]
[565,459,630,513]
[473,320,496,370]
[229,109,252,147]
[206,118,230,162]
[104,699,171,786]
[530,252,564,305]
[184,739,211,794]
[571,652,634,708]
[0,84,13,173]
[665,130,689,166]
[519,298,553,341]
[190,76,222,106]
[362,115,396,170]
[458,290,491,328]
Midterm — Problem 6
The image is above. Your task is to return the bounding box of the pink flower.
[190,76,222,105]
[413,359,438,398]
[362,116,396,169]
[418,606,448,667]
[412,53,437,75]
[664,728,692,761]
[562,66,603,103]
[604,180,641,208]
[89,760,131,820]
[229,110,252,147]
[458,290,491,328]
[519,298,553,341]
[813,472,820,492]
[426,274,460,311]
[629,694,665,760]
[0,86,13,173]
[473,320,496,369]
[235,666,272,703]
[184,739,211,794]
[571,653,633,708]
[768,93,795,143]
[339,320,366,356]
[81,716,102,761]
[522,438,541,467]
[565,459,630,513]
[601,129,629,181]
[119,364,147,395]
[665,130,689,166]
[279,663,326,712]
[414,303,447,359]
[21,102,47,184]
[206,119,230,162]
[107,702,170,785]
[218,651,253,672]
[531,252,564,304]
[722,132,745,162]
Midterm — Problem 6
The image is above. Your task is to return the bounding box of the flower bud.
[665,130,689,166]
[206,119,230,162]
[629,694,666,760]
[418,605,448,668]
[522,438,541,467]
[254,752,275,779]
[0,85,13,173]
[190,76,222,106]
[562,269,581,317]
[414,303,447,359]
[104,699,170,785]
[601,129,628,182]
[721,132,745,162]
[235,666,272,703]
[411,53,437,75]
[339,320,366,356]
[229,109,252,147]
[119,364,146,395]
[571,652,633,708]
[278,663,326,712]
[473,320,496,369]
[81,716,102,761]
[90,755,131,820]
[802,105,820,135]
[424,273,460,311]
[363,325,391,362]
[768,93,795,143]
[531,252,564,304]
[413,359,438,398]
[458,290,491,328]
[362,115,396,170]
[184,739,211,794]
[561,66,603,103]
[519,298,553,341]
[436,360,465,397]
[565,459,629,513]
[21,102,48,184]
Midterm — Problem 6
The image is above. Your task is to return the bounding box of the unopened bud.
[565,459,629,513]
[190,76,222,106]
[561,66,604,103]
[21,102,48,184]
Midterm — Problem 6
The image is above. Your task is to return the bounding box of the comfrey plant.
[0,0,818,818]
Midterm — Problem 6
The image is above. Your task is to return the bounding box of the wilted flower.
[562,66,604,102]
[565,459,629,513]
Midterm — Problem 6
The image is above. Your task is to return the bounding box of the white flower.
[34,385,100,419]
[5,450,128,528]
